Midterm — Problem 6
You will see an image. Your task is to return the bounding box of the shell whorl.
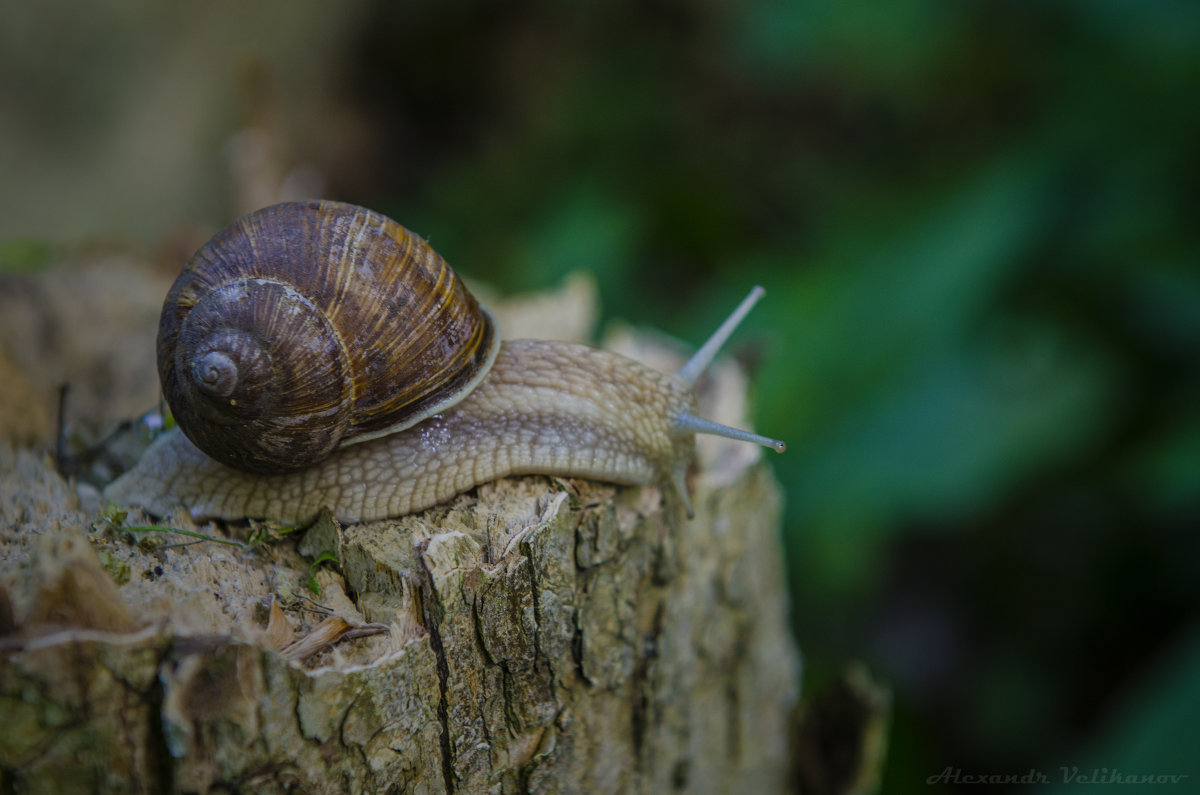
[158,200,499,474]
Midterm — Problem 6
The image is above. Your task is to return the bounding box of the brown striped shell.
[158,200,499,474]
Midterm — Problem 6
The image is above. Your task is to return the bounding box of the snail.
[104,200,784,524]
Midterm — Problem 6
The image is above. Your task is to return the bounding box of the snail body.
[104,201,783,523]
[108,339,697,523]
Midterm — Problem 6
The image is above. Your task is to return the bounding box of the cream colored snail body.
[104,200,784,524]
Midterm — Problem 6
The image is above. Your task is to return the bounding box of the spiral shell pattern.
[158,200,499,473]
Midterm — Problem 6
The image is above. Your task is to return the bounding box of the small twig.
[288,592,335,616]
[122,524,249,549]
[159,539,213,550]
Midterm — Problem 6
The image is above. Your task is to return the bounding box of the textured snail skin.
[104,339,697,524]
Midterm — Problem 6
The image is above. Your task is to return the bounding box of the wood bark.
[0,261,800,793]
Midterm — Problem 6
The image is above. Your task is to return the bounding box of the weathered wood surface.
[0,260,800,793]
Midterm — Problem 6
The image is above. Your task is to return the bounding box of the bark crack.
[570,607,587,686]
[522,536,547,683]
[416,543,456,795]
[147,646,176,793]
[631,600,665,762]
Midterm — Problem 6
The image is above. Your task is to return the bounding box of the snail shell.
[158,200,499,474]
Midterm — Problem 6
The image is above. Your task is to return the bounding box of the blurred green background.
[3,1,1199,790]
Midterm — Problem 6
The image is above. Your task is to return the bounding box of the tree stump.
[0,260,800,793]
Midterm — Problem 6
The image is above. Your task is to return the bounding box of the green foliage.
[1046,624,1200,791]
[306,552,340,597]
[351,0,1200,786]
[0,239,51,274]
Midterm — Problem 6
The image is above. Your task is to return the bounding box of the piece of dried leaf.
[263,595,294,651]
[281,615,389,663]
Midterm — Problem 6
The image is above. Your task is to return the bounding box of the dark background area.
[3,1,1198,790]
